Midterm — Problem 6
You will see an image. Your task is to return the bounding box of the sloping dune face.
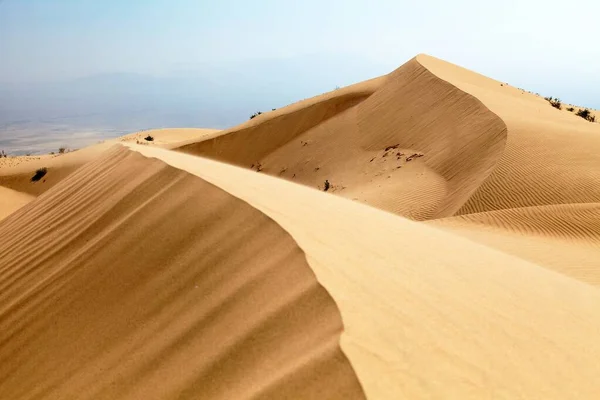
[0,128,219,198]
[176,79,383,167]
[131,145,600,399]
[418,54,600,283]
[428,203,600,285]
[0,146,364,399]
[177,58,507,220]
[353,58,506,218]
[419,54,600,214]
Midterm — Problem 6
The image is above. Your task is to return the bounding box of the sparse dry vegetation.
[31,167,47,182]
[544,96,562,109]
[576,109,596,122]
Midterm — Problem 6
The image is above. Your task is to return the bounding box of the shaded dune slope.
[177,57,507,220]
[416,55,600,284]
[131,145,600,399]
[0,146,364,400]
[418,55,600,214]
[176,78,383,167]
[0,157,85,197]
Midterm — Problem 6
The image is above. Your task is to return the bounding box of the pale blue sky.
[1,0,599,106]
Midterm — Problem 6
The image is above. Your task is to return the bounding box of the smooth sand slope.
[0,146,363,399]
[177,58,507,220]
[419,55,600,214]
[3,143,600,399]
[176,54,600,284]
[131,144,600,399]
[416,55,600,284]
[428,203,600,285]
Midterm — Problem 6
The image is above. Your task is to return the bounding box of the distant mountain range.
[0,54,388,130]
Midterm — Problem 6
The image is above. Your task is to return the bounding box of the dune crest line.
[0,146,365,399]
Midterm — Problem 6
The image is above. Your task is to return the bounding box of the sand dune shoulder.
[175,57,507,220]
[418,54,600,214]
[0,145,363,399]
[129,144,600,399]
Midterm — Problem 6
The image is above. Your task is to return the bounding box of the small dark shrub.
[250,111,263,119]
[144,135,154,141]
[545,96,562,109]
[58,147,66,154]
[323,179,330,192]
[576,109,596,122]
[566,107,575,112]
[31,167,47,182]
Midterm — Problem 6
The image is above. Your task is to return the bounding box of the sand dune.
[0,128,218,196]
[177,58,507,220]
[418,55,600,214]
[174,77,384,162]
[0,146,363,399]
[429,204,600,285]
[2,53,600,398]
[130,144,600,399]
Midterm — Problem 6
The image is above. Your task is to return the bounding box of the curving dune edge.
[0,146,364,399]
[1,54,600,399]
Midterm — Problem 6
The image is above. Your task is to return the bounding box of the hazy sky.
[1,0,599,106]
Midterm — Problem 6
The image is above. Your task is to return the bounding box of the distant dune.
[1,54,600,399]
[0,128,219,196]
[176,58,507,220]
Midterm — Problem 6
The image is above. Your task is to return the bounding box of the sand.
[0,128,218,197]
[0,186,34,220]
[128,144,600,399]
[2,54,600,398]
[0,147,362,399]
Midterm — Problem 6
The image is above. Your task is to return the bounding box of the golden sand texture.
[130,144,600,399]
[176,59,507,220]
[0,146,363,399]
[2,53,600,398]
[0,128,218,196]
[418,55,600,214]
